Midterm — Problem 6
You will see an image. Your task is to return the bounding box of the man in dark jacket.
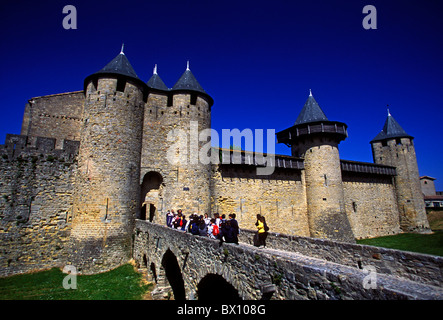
[226,213,239,244]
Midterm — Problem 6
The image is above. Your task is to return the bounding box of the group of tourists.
[164,210,269,248]
[165,210,240,244]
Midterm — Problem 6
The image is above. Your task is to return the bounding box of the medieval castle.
[0,48,431,275]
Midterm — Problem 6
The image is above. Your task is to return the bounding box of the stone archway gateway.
[140,171,163,222]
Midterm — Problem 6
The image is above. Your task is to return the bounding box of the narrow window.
[167,95,173,107]
[91,79,98,92]
[190,94,197,105]
[116,79,126,92]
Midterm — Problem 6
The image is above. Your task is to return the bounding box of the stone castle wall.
[0,84,432,278]
[372,138,430,232]
[21,91,84,149]
[140,91,212,218]
[69,78,145,274]
[0,134,78,277]
[210,164,310,236]
[343,173,401,239]
[210,158,402,239]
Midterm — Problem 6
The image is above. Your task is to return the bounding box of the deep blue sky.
[0,0,442,188]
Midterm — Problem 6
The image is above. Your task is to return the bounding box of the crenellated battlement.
[0,134,79,161]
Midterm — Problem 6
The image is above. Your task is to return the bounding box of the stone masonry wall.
[21,91,84,149]
[69,78,145,274]
[140,92,212,218]
[372,138,430,232]
[211,165,310,236]
[300,140,355,242]
[0,134,78,277]
[342,172,401,239]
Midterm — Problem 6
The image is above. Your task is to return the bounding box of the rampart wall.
[0,134,79,276]
[210,158,403,239]
[211,164,310,236]
[21,91,84,149]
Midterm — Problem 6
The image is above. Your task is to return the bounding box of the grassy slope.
[357,231,443,256]
[0,264,152,300]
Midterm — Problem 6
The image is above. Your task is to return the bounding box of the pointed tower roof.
[84,46,146,93]
[276,90,348,145]
[146,64,169,91]
[94,44,140,79]
[371,110,413,143]
[294,90,329,125]
[171,61,207,94]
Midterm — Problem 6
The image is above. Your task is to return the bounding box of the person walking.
[255,215,268,248]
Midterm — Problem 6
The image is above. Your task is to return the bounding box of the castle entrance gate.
[140,171,163,222]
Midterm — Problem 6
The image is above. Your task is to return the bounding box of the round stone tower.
[277,91,355,243]
[140,62,214,219]
[69,47,148,273]
[370,110,430,233]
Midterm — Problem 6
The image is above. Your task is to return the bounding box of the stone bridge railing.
[238,229,443,287]
[133,220,443,300]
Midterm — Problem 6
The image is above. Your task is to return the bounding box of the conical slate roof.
[294,91,329,125]
[172,63,206,94]
[146,65,169,91]
[94,52,140,80]
[371,112,413,142]
[84,46,146,93]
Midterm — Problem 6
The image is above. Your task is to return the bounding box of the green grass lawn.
[0,264,152,300]
[357,231,443,257]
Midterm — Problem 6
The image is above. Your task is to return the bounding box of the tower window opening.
[382,141,388,147]
[395,138,402,145]
[116,79,126,92]
[91,79,98,92]
[190,94,197,105]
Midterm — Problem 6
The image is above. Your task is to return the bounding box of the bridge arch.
[197,273,241,301]
[161,248,186,300]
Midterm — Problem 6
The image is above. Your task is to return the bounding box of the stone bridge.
[133,220,443,300]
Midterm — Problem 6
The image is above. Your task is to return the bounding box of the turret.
[69,46,148,273]
[370,110,430,233]
[140,62,213,220]
[277,90,355,243]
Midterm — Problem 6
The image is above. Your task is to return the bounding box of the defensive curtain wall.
[134,220,443,300]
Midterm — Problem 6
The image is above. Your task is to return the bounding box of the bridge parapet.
[238,229,443,287]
